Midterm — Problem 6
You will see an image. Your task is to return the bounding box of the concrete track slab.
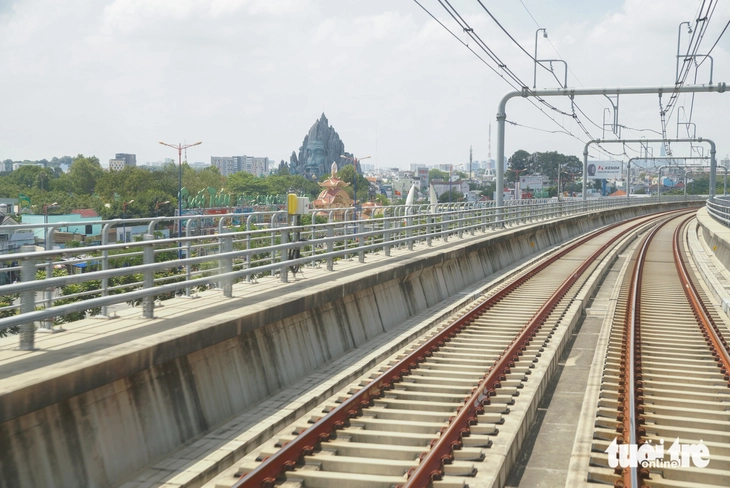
[505,254,628,488]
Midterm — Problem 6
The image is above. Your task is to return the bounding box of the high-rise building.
[211,155,270,177]
[241,156,269,177]
[211,157,238,176]
[108,159,126,171]
[410,163,426,172]
[115,153,136,167]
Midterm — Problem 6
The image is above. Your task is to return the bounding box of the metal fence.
[706,196,730,226]
[0,196,703,349]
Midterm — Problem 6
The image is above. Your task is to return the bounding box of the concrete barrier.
[0,202,699,488]
[697,206,730,271]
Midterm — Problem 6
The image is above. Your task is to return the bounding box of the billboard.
[519,175,544,189]
[587,161,623,179]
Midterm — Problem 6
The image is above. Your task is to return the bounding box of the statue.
[304,141,327,178]
[291,113,360,180]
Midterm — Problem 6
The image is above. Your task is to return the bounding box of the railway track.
[204,211,689,488]
[588,213,730,487]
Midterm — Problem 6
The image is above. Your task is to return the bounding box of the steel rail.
[235,209,685,488]
[403,211,684,487]
[620,220,661,488]
[673,217,730,381]
[617,211,695,488]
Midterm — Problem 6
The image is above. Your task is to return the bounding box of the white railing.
[706,196,730,227]
[0,196,703,349]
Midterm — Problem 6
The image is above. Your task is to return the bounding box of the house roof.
[608,190,627,197]
[1,215,18,226]
[71,209,99,218]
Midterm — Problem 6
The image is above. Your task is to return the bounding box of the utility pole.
[469,146,473,182]
[496,83,727,211]
[159,141,202,251]
[488,123,491,161]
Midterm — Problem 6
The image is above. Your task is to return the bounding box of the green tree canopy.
[438,190,464,203]
[507,150,531,182]
[428,168,449,181]
[336,165,370,202]
[68,155,104,195]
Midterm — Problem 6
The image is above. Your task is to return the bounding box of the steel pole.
[178,145,183,241]
[628,156,709,200]
[582,137,718,201]
[496,83,726,210]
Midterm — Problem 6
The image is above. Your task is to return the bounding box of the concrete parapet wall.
[697,206,730,272]
[0,202,698,488]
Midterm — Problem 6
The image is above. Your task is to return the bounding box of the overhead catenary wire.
[661,0,718,152]
[413,0,653,163]
[697,19,730,68]
[411,0,520,90]
[441,0,603,143]
[470,0,612,143]
[415,0,582,134]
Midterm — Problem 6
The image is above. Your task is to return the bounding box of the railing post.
[39,226,56,332]
[406,214,414,251]
[220,234,233,297]
[443,212,449,243]
[326,223,334,271]
[280,228,289,283]
[427,215,433,247]
[19,245,36,351]
[142,235,155,319]
[100,222,112,317]
[384,217,391,256]
[358,221,365,263]
[185,222,194,297]
[271,214,278,276]
[246,216,253,283]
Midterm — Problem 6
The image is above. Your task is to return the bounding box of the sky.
[1,0,729,169]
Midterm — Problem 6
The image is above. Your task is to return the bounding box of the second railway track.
[588,212,730,487]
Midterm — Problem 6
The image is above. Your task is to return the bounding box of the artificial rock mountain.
[286,114,358,180]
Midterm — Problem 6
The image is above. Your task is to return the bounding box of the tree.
[68,155,104,195]
[337,165,370,202]
[374,193,390,206]
[265,174,320,197]
[507,150,531,182]
[480,182,496,199]
[438,190,464,203]
[226,171,269,196]
[428,169,449,181]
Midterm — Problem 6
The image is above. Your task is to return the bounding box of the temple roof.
[319,176,349,189]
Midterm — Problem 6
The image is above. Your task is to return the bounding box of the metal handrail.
[0,196,703,348]
[706,197,730,226]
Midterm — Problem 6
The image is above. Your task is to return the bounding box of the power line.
[475,0,606,140]
[414,0,624,159]
[518,0,541,28]
[411,0,520,90]
[473,0,546,63]
[698,19,729,67]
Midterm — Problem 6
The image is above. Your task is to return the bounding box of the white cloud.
[0,0,728,167]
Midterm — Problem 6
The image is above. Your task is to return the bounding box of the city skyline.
[1,1,729,169]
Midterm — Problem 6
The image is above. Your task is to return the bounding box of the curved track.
[589,214,730,487]
[209,211,690,488]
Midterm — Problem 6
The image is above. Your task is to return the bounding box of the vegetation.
[507,150,583,183]
[0,155,328,220]
[438,190,464,203]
